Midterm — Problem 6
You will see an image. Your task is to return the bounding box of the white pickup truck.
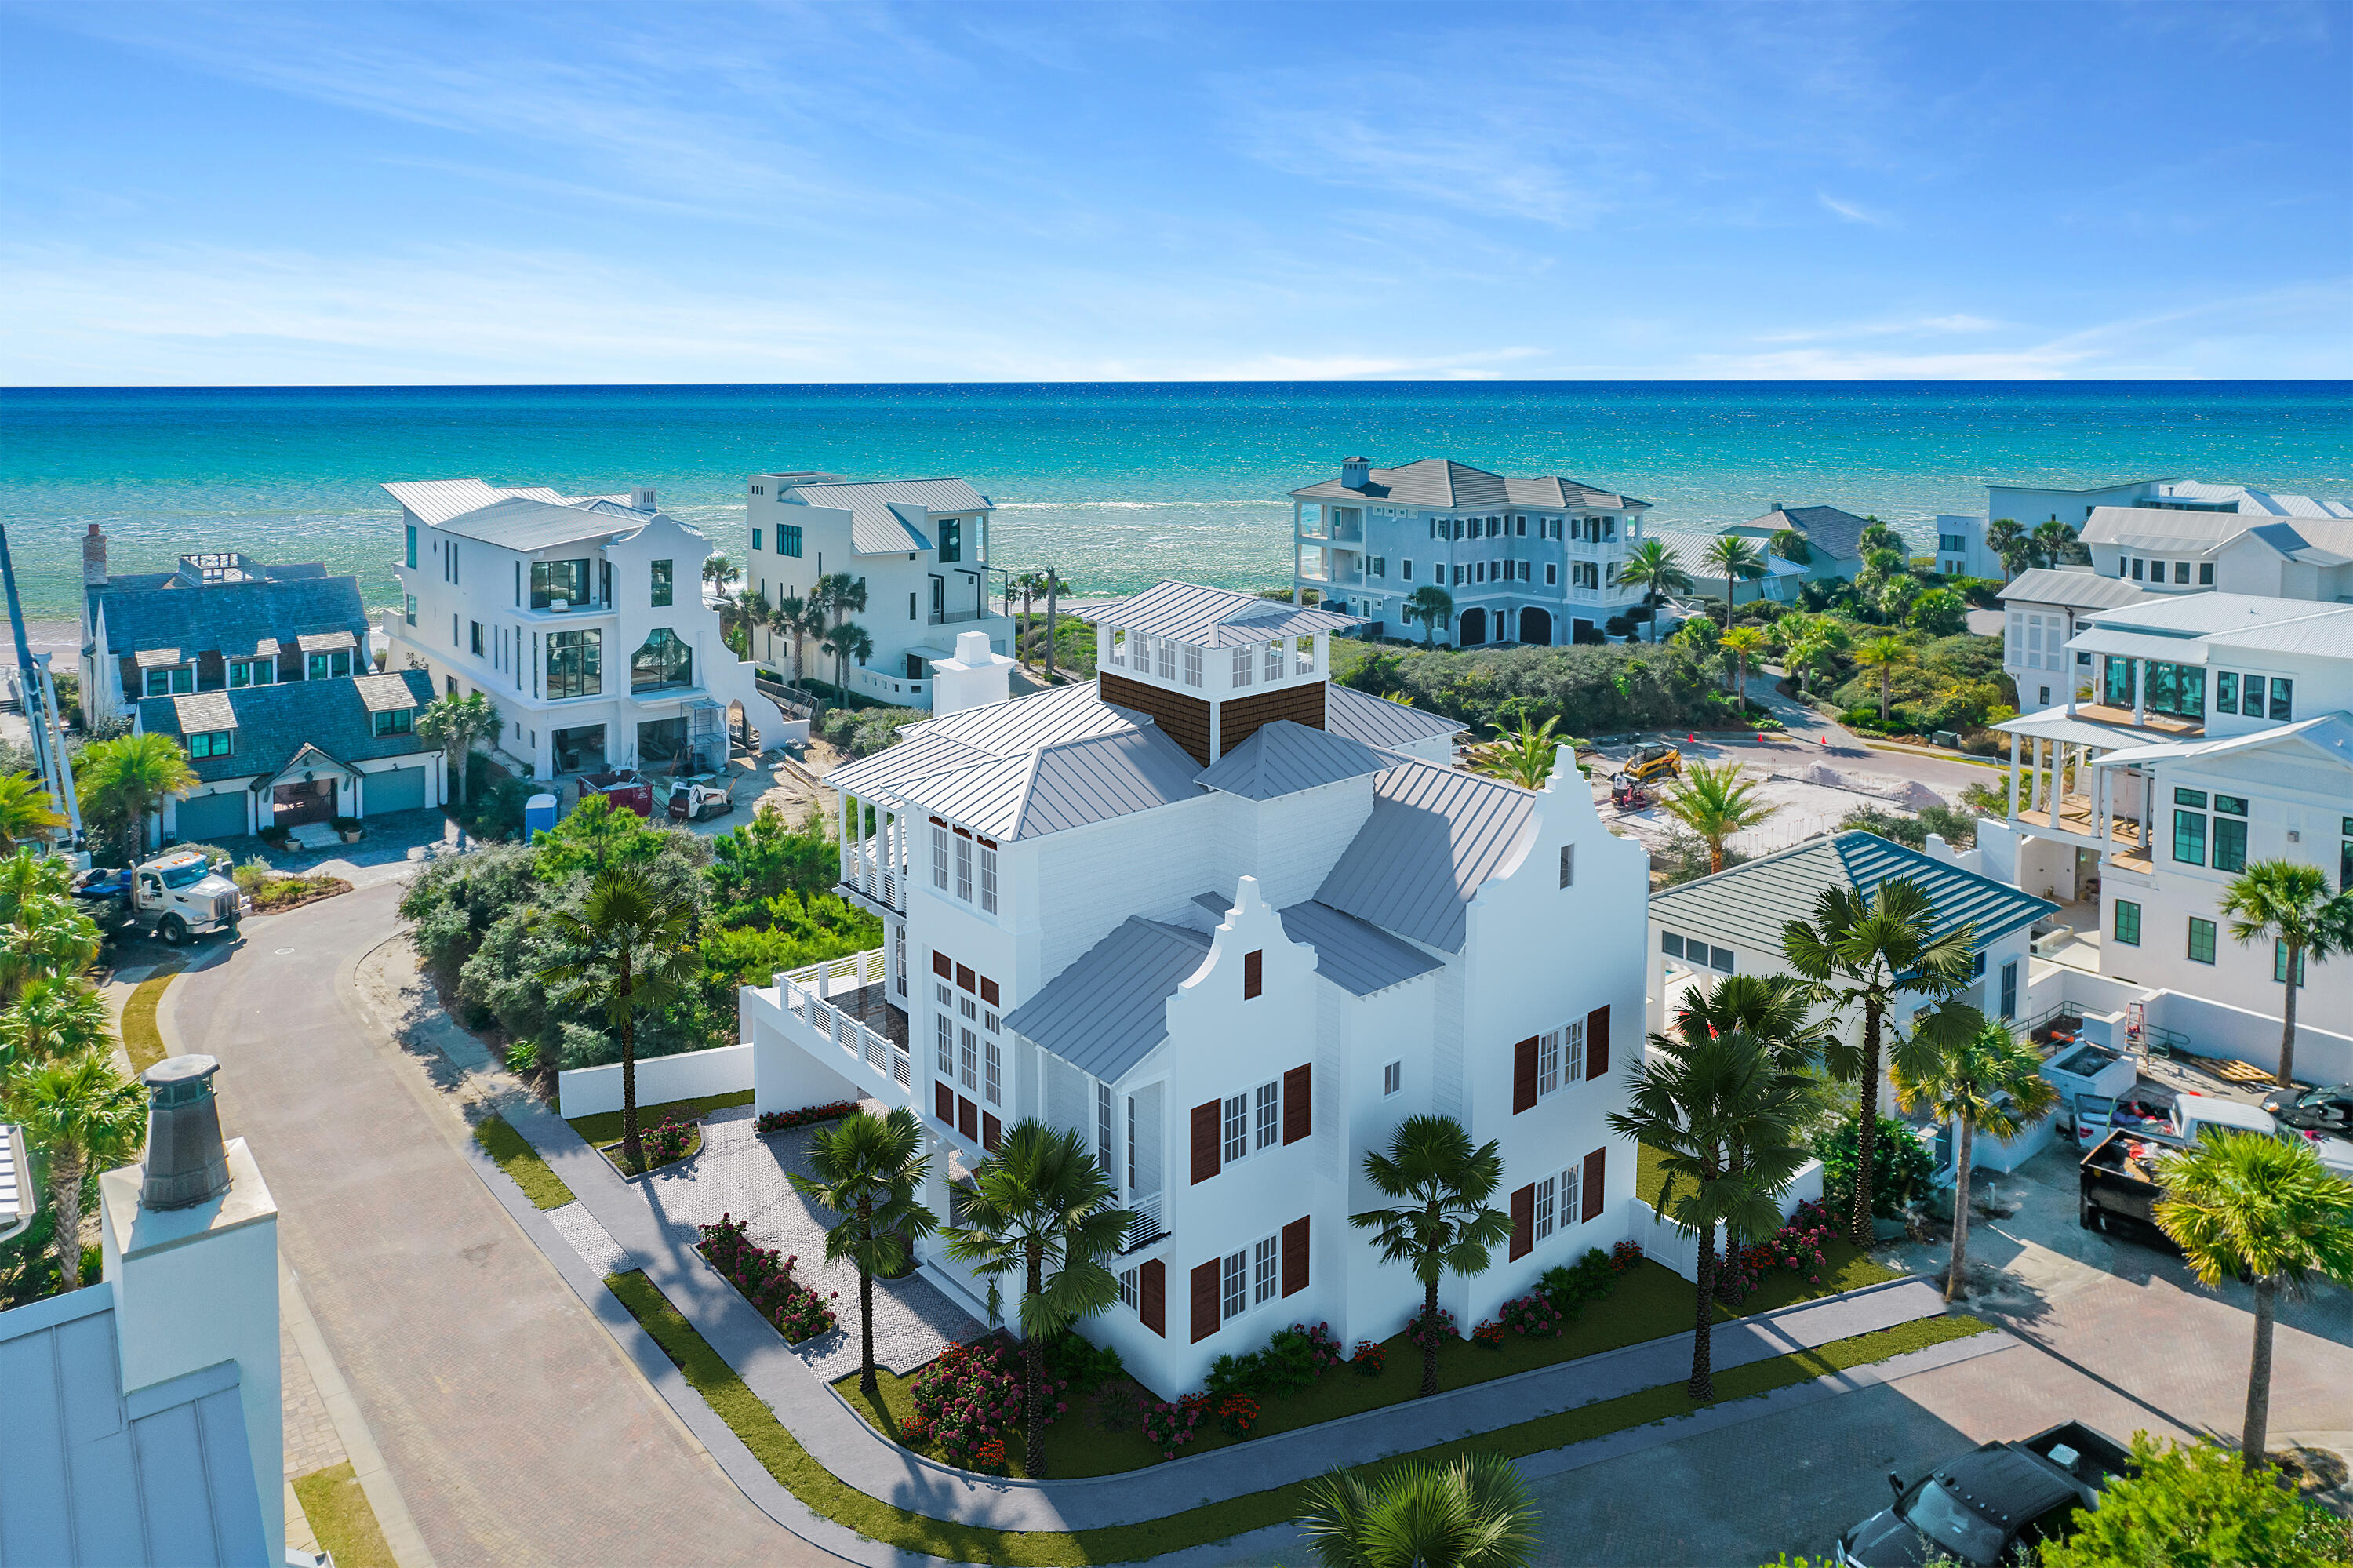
[2173,1091,2353,1177]
[74,849,243,946]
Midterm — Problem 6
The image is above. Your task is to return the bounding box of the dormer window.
[307,650,353,681]
[187,729,233,759]
[373,708,414,737]
[228,659,275,689]
[144,667,195,697]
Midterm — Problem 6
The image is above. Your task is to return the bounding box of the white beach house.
[382,478,787,779]
[1938,477,2353,584]
[744,580,1650,1396]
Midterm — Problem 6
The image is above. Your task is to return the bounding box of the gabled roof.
[2091,712,2353,772]
[898,726,1206,842]
[824,730,997,799]
[773,478,994,555]
[2081,593,2353,657]
[1001,918,1212,1082]
[169,692,237,733]
[416,494,646,552]
[0,1287,268,1566]
[1107,580,1361,647]
[1323,682,1467,751]
[1997,568,2155,613]
[1195,720,1393,800]
[1290,459,1646,512]
[1648,830,2055,959]
[1646,528,1809,580]
[1740,504,1871,561]
[2149,480,2353,519]
[2231,519,2353,567]
[1316,757,1537,953]
[1191,893,1446,997]
[2081,505,2245,554]
[138,669,435,785]
[95,573,369,664]
[382,478,576,525]
[899,680,1136,755]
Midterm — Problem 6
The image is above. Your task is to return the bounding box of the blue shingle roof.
[96,574,368,664]
[138,670,435,784]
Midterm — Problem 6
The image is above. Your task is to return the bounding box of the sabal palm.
[2217,860,2353,1088]
[536,871,699,1173]
[418,691,500,807]
[1782,879,1980,1245]
[75,731,197,865]
[1617,540,1691,643]
[701,554,736,591]
[1351,1115,1511,1399]
[1297,1451,1540,1568]
[1669,972,1838,1076]
[0,974,112,1072]
[789,1107,937,1400]
[1403,585,1454,648]
[0,848,100,1006]
[821,621,875,692]
[2031,519,2077,568]
[1719,626,1769,712]
[2155,1130,2353,1472]
[1607,1028,1806,1400]
[941,1120,1132,1476]
[1851,637,1914,722]
[4,1050,146,1290]
[1701,535,1768,628]
[1984,518,2029,577]
[0,772,66,850]
[1660,762,1780,875]
[1893,1020,2051,1301]
[1466,718,1564,791]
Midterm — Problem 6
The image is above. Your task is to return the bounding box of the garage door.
[175,790,249,843]
[367,766,428,814]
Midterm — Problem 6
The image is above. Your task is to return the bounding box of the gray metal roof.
[381,478,580,525]
[1323,683,1466,751]
[1289,459,1647,512]
[1191,893,1445,996]
[901,680,1137,755]
[1315,758,1538,953]
[1998,569,2155,613]
[0,1289,268,1566]
[96,573,369,666]
[416,495,643,552]
[1106,580,1362,648]
[1740,504,1871,561]
[1195,720,1392,800]
[899,726,1205,842]
[824,731,996,800]
[1647,830,2056,960]
[775,478,994,556]
[1002,917,1212,1081]
[139,669,435,785]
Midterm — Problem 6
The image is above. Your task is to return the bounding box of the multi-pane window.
[959,1026,979,1090]
[1384,1060,1402,1096]
[1096,1083,1114,1184]
[187,730,232,759]
[936,1012,955,1076]
[1222,1250,1249,1321]
[530,558,589,609]
[144,667,195,697]
[1264,640,1282,682]
[2000,959,2018,1020]
[2173,788,2208,866]
[228,660,274,688]
[630,628,692,693]
[547,628,601,698]
[780,525,802,558]
[955,835,973,902]
[984,1036,1001,1106]
[308,649,353,680]
[650,560,673,607]
[979,842,998,914]
[1223,1094,1249,1163]
[1295,636,1314,675]
[2188,918,2217,965]
[1156,638,1175,681]
[404,595,416,626]
[1183,643,1202,687]
[1231,645,1253,687]
[1533,1174,1556,1242]
[1107,628,1125,667]
[1254,1082,1279,1151]
[933,824,951,889]
[1253,1235,1278,1306]
[1118,1266,1139,1311]
[2113,900,2141,946]
[2212,795,2248,873]
[373,708,413,737]
[1535,1020,1586,1100]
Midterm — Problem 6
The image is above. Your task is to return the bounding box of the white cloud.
[1816,192,1890,226]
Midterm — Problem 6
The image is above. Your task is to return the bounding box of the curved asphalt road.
[170,882,834,1567]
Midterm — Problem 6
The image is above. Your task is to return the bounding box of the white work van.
[2172,1092,2353,1177]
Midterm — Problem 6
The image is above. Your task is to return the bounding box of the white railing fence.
[779,948,910,1090]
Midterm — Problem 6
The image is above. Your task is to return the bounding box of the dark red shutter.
[933,950,951,979]
[982,1112,1001,1151]
[980,977,999,1006]
[1191,1100,1221,1184]
[1512,1036,1539,1113]
[934,1082,955,1126]
[1582,1148,1606,1221]
[957,964,976,993]
[1190,1260,1220,1342]
[1282,1064,1311,1144]
[1509,1184,1534,1260]
[1281,1217,1309,1296]
[959,1097,977,1143]
[1586,1005,1610,1081]
[1243,949,1263,999]
[1140,1259,1166,1337]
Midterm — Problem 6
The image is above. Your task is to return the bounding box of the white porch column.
[2132,660,2146,726]
[838,791,854,887]
[2007,731,2020,818]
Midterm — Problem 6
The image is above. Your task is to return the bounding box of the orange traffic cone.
[1820,735,1830,747]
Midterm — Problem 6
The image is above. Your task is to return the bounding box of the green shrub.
[2038,1435,2353,1568]
[1815,1114,1937,1220]
[1536,1247,1620,1320]
[1043,1330,1124,1395]
[1204,1322,1327,1402]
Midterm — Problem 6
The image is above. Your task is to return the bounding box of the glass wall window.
[650,560,673,607]
[2187,918,2216,965]
[937,518,961,564]
[2212,795,2248,873]
[405,524,417,569]
[2144,660,2204,719]
[631,628,693,692]
[547,628,602,698]
[780,524,802,558]
[530,558,591,609]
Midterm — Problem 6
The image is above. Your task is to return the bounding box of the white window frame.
[1223,1093,1249,1164]
[932,824,951,890]
[1254,1080,1279,1151]
[1118,1265,1140,1311]
[955,834,973,902]
[1231,644,1254,687]
[1184,642,1202,687]
[936,1012,955,1077]
[1383,1060,1402,1096]
[1253,1233,1279,1306]
[1534,1173,1557,1244]
[979,842,998,914]
[1156,637,1176,680]
[984,1035,1002,1106]
[1221,1249,1249,1322]
[959,1025,979,1090]
[1108,628,1126,667]
[1096,1082,1115,1183]
[1264,640,1282,682]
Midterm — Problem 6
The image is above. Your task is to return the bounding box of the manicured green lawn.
[474,1114,576,1210]
[608,1267,1990,1565]
[291,1462,395,1568]
[566,1089,753,1146]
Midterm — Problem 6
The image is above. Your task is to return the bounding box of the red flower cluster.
[1609,1239,1646,1272]
[908,1338,1067,1471]
[640,1111,696,1166]
[1350,1340,1387,1377]
[1498,1292,1566,1338]
[697,1214,838,1343]
[1140,1393,1207,1458]
[755,1100,861,1136]
[1715,1199,1836,1304]
[1404,1303,1459,1353]
[973,1438,1008,1472]
[1471,1318,1507,1348]
[1214,1392,1261,1438]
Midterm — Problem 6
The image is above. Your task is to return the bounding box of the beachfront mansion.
[744,583,1648,1395]
[1289,457,1657,648]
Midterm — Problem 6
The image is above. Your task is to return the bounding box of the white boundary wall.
[1627,1159,1826,1285]
[557,1043,754,1119]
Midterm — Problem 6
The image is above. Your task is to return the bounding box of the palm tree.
[2217,861,2353,1089]
[2031,519,2078,569]
[1608,1028,1806,1400]
[74,731,197,865]
[1465,718,1566,791]
[1668,971,1838,1078]
[0,974,111,1073]
[820,621,875,694]
[0,849,100,1006]
[1297,1452,1540,1568]
[1402,585,1455,648]
[1617,540,1692,643]
[1701,535,1769,628]
[1893,1020,2053,1301]
[940,1121,1133,1477]
[1010,572,1045,664]
[1782,878,1980,1245]
[1719,625,1769,713]
[1660,762,1781,875]
[1984,518,2031,580]
[536,871,699,1173]
[1769,528,1813,566]
[701,554,736,594]
[3,1050,146,1290]
[1350,1115,1512,1399]
[2155,1130,2353,1472]
[0,773,66,851]
[788,1107,937,1402]
[721,587,769,657]
[417,690,501,809]
[1851,636,1915,723]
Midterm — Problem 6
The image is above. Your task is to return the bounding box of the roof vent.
[139,1055,231,1211]
[631,485,658,511]
[1341,457,1372,491]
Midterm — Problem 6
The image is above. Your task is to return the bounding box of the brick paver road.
[172,883,831,1566]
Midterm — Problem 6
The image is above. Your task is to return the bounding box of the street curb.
[281,1260,438,1568]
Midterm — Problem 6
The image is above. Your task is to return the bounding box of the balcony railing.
[929,606,989,626]
[1122,1191,1166,1253]
[777,949,910,1092]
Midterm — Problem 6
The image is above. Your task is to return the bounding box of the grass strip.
[567,1089,754,1147]
[118,966,182,1075]
[475,1114,576,1210]
[291,1461,396,1568]
[606,1268,1991,1566]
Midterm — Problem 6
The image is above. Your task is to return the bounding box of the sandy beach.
[0,617,79,667]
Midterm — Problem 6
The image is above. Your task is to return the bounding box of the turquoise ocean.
[2,382,2348,620]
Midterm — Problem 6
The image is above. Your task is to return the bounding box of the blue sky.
[3,1,2347,384]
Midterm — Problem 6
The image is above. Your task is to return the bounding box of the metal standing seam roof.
[1997,569,2156,613]
[1194,720,1394,799]
[1104,580,1362,647]
[1322,682,1467,750]
[899,679,1138,754]
[1993,707,2185,749]
[898,726,1206,842]
[2236,520,2353,567]
[774,478,994,556]
[1190,892,1446,996]
[408,494,648,552]
[2152,481,2353,519]
[1647,830,2056,960]
[1289,459,1647,513]
[0,1289,268,1567]
[2067,628,2210,665]
[2091,712,2353,772]
[2083,592,2353,640]
[824,731,998,799]
[1001,918,1213,1082]
[1315,757,1539,954]
[381,478,574,525]
[2202,605,2353,658]
[138,668,436,786]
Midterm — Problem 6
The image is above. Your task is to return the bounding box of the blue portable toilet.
[524,792,559,840]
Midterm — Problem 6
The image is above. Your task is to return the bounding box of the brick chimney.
[82,524,107,588]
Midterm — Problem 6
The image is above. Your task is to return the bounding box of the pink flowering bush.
[1498,1291,1567,1339]
[697,1214,838,1343]
[908,1337,1069,1470]
[1715,1199,1837,1305]
[1404,1303,1458,1353]
[1140,1393,1207,1458]
[755,1100,860,1135]
[639,1111,696,1167]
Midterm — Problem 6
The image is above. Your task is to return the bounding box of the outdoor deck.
[830,983,908,1050]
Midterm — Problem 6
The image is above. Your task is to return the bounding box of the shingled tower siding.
[1217,681,1326,755]
[1100,671,1213,766]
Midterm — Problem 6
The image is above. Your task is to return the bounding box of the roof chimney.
[139,1055,231,1211]
[82,523,107,588]
[1341,457,1372,491]
[1769,501,1785,512]
[631,485,658,511]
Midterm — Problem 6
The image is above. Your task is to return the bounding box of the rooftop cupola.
[631,485,659,511]
[1341,457,1373,491]
[139,1054,232,1211]
[1093,580,1362,766]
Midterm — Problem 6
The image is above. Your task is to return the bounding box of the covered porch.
[1995,708,2187,863]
